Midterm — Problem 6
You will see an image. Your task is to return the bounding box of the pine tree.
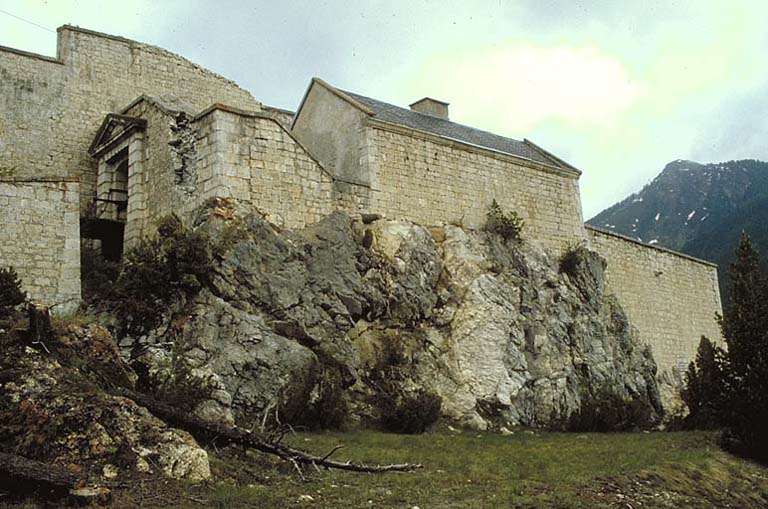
[721,232,768,375]
[0,266,25,316]
[719,232,768,457]
[682,336,726,429]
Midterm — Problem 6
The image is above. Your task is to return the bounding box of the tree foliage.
[686,232,768,457]
[112,215,212,336]
[682,336,727,429]
[0,266,26,315]
[717,232,768,458]
[485,199,524,242]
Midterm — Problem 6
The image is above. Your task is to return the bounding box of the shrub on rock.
[484,199,524,241]
[0,266,25,316]
[379,389,442,434]
[112,215,212,335]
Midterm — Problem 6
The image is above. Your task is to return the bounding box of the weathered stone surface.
[588,227,723,373]
[135,289,319,426]
[0,181,81,314]
[0,330,210,481]
[384,226,663,429]
[204,210,381,368]
[133,206,665,430]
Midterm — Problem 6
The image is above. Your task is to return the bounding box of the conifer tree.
[719,232,768,457]
[683,336,726,428]
[0,266,25,316]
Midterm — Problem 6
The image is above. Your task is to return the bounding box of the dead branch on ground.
[119,388,422,474]
[0,451,110,502]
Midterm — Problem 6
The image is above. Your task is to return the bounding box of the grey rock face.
[135,204,665,430]
[135,290,319,426]
[394,227,662,429]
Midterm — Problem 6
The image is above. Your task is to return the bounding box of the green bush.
[278,366,349,430]
[151,332,214,413]
[113,215,212,336]
[80,248,120,307]
[365,334,442,434]
[568,386,656,432]
[484,199,524,241]
[0,266,25,315]
[558,240,588,274]
[379,389,442,434]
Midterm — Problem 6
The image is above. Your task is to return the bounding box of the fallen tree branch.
[0,451,109,502]
[119,389,422,474]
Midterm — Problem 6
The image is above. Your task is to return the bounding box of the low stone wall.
[587,226,722,373]
[0,180,81,313]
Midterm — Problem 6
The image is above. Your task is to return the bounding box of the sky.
[2,0,768,219]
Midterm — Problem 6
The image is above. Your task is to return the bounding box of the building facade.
[0,27,721,373]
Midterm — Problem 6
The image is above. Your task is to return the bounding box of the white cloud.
[3,0,768,219]
[411,44,642,132]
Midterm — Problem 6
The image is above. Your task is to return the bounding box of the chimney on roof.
[409,97,449,120]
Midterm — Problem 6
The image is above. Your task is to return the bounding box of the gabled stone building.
[292,78,587,252]
[0,26,721,374]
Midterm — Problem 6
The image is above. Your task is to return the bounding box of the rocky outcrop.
[121,202,664,431]
[0,324,211,481]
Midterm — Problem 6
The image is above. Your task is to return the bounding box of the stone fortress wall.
[190,105,336,229]
[0,25,258,212]
[0,179,80,313]
[361,123,587,252]
[108,100,341,243]
[587,226,723,372]
[0,26,723,378]
[0,25,258,306]
[290,79,587,254]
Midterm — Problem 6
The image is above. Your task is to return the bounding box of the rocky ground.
[0,321,211,485]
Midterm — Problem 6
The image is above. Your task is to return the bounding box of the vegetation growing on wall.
[559,240,588,274]
[484,199,524,242]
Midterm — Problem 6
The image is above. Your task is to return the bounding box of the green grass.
[199,429,761,509]
[10,430,768,508]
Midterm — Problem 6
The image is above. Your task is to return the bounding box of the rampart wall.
[0,179,80,313]
[0,26,258,307]
[363,122,588,252]
[192,106,335,228]
[0,25,258,214]
[587,226,723,373]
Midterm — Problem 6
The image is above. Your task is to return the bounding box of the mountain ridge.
[588,158,768,302]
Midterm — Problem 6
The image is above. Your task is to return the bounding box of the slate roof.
[342,91,557,166]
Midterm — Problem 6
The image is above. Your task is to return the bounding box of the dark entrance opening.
[84,147,130,261]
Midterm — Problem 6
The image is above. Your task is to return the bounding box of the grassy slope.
[126,431,768,508]
[6,430,768,508]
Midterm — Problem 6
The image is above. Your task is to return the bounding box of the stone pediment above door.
[89,114,147,158]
